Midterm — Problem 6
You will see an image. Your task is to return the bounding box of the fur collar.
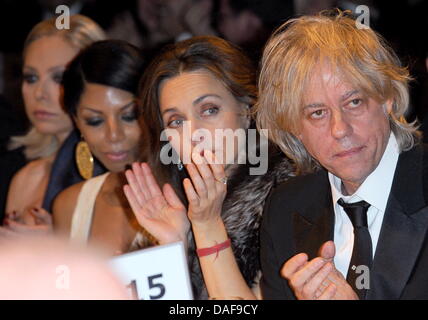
[188,150,295,299]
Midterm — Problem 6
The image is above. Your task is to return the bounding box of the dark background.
[0,0,427,151]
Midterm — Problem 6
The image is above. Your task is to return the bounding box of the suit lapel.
[367,144,428,299]
[367,197,428,299]
[289,145,428,299]
[292,170,335,259]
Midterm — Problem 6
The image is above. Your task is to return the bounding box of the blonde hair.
[255,9,420,174]
[9,14,106,160]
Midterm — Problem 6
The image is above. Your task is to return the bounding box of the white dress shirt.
[328,133,399,278]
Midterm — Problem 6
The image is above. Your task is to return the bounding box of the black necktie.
[337,198,372,299]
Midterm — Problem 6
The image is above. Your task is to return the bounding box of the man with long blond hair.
[256,10,428,300]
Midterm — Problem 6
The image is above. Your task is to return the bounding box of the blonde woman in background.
[5,15,105,226]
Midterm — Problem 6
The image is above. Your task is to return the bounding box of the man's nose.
[330,110,352,140]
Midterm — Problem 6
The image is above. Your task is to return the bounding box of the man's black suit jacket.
[260,143,428,299]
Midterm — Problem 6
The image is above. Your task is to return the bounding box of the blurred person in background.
[216,0,294,62]
[0,0,119,133]
[0,236,128,299]
[2,15,105,225]
[107,0,217,56]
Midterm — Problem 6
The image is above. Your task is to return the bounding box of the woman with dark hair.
[123,36,294,298]
[52,40,152,255]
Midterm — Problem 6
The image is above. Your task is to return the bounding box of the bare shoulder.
[9,158,49,189]
[54,181,85,210]
[6,158,52,212]
[52,181,85,236]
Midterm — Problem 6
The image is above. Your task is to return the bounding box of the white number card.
[110,242,193,300]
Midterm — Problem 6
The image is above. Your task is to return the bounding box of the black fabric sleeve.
[260,191,295,300]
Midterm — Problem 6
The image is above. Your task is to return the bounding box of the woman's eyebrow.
[162,107,178,115]
[80,100,136,114]
[120,100,137,111]
[80,106,102,114]
[22,65,36,72]
[193,94,221,106]
[47,65,65,73]
[161,94,222,115]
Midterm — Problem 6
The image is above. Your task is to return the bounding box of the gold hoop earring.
[75,139,94,180]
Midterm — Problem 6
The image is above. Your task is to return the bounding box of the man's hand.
[281,241,358,300]
[281,252,336,300]
[318,241,359,300]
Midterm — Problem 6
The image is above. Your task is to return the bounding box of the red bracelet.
[196,239,231,258]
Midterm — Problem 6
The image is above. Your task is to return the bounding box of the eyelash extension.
[85,118,103,126]
[122,112,138,122]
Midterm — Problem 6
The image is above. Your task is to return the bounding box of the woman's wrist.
[158,228,189,246]
[196,238,231,258]
[192,218,228,248]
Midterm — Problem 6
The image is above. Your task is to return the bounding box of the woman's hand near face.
[182,150,256,300]
[124,162,190,246]
[183,149,227,231]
